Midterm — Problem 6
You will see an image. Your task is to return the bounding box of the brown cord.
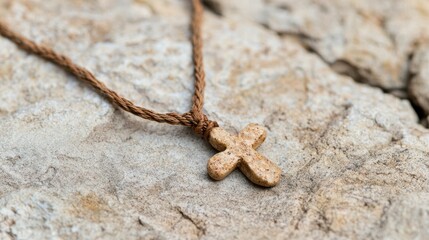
[0,0,218,139]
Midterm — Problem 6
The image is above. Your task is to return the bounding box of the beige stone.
[0,0,429,239]
[207,0,429,92]
[409,45,429,114]
[208,124,281,187]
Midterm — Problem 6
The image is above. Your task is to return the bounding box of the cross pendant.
[207,123,282,187]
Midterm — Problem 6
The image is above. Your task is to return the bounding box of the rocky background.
[0,0,428,239]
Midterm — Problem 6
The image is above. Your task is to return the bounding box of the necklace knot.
[185,113,218,140]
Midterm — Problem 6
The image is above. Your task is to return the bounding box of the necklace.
[0,0,281,187]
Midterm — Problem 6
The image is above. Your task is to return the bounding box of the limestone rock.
[206,0,429,91]
[410,45,429,115]
[0,0,429,239]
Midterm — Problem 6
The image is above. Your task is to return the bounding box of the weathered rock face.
[0,0,428,239]
[206,0,429,92]
[410,45,429,116]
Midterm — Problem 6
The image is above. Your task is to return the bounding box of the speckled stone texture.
[208,124,281,187]
[0,0,429,239]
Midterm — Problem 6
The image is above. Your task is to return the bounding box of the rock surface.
[207,0,429,92]
[0,0,429,239]
[410,45,429,116]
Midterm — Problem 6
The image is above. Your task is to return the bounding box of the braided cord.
[0,0,218,138]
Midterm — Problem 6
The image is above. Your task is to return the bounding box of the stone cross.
[207,123,282,187]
